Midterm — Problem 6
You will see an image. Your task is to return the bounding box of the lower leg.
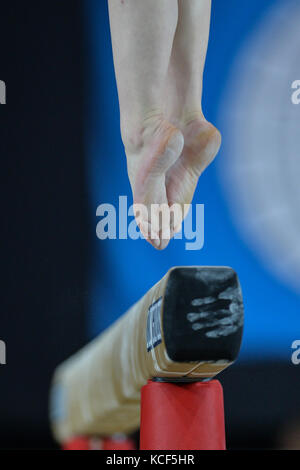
[164,0,221,229]
[108,0,184,248]
[166,0,212,121]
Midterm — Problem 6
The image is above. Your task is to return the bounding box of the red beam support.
[140,380,226,450]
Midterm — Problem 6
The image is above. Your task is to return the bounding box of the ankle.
[181,109,206,127]
[121,112,181,156]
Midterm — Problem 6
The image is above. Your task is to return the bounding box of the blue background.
[85,0,299,362]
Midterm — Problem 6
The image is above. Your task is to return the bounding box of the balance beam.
[50,266,244,444]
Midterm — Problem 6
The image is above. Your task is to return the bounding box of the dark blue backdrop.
[85,0,300,362]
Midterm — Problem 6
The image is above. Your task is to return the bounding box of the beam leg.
[63,435,136,450]
[140,379,226,450]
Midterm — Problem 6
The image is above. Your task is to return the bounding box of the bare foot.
[166,115,222,233]
[124,114,221,250]
[125,116,184,249]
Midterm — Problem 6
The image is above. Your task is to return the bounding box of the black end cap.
[163,267,244,363]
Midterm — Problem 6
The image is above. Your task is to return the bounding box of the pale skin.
[108,0,221,249]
